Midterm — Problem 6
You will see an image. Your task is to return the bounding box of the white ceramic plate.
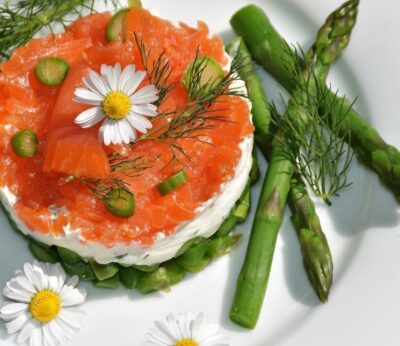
[1,0,399,345]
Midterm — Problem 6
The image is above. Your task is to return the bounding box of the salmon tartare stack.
[0,6,255,290]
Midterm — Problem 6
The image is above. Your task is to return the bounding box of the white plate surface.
[1,0,399,345]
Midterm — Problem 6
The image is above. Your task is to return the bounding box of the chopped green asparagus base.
[23,170,257,293]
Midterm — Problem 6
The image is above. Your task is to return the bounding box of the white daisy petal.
[83,76,109,97]
[166,313,182,340]
[89,70,110,96]
[60,287,87,307]
[58,309,83,330]
[102,64,118,91]
[131,84,159,104]
[65,276,79,289]
[74,107,101,125]
[5,313,29,334]
[119,65,135,92]
[127,114,153,133]
[99,119,114,146]
[192,312,204,334]
[114,63,122,83]
[74,88,103,104]
[29,326,43,346]
[118,118,131,144]
[42,324,56,346]
[124,70,147,96]
[31,262,47,291]
[178,313,189,339]
[23,263,37,285]
[154,320,178,342]
[146,330,172,345]
[128,125,138,142]
[17,318,36,343]
[100,64,109,76]
[0,303,28,318]
[54,264,66,294]
[132,104,158,116]
[106,120,121,145]
[75,107,105,129]
[51,317,76,340]
[3,285,31,303]
[46,263,64,293]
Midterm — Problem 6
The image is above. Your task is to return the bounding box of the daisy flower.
[0,261,87,346]
[145,312,229,346]
[74,63,159,146]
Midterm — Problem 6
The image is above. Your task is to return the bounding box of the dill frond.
[77,175,130,200]
[109,152,158,177]
[134,33,175,106]
[277,47,354,205]
[0,0,119,61]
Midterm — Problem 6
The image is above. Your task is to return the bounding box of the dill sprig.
[276,47,354,205]
[76,175,130,200]
[109,152,157,177]
[135,49,247,167]
[0,0,119,61]
[187,49,248,103]
[134,34,175,107]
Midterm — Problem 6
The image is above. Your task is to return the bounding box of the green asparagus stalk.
[231,2,400,202]
[230,129,293,329]
[227,37,333,302]
[289,174,333,302]
[229,1,358,328]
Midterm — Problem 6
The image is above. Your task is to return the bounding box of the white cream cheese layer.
[0,60,254,266]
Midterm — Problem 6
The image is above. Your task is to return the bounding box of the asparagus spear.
[226,37,333,302]
[229,1,359,328]
[231,2,400,202]
[289,174,333,302]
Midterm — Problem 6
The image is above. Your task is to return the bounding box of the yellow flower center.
[102,91,131,120]
[175,339,199,346]
[29,289,61,323]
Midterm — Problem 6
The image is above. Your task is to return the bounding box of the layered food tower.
[0,7,255,291]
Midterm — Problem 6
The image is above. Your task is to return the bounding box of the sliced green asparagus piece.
[57,247,81,265]
[29,240,59,263]
[176,237,209,267]
[207,234,241,259]
[119,266,143,289]
[229,1,359,328]
[137,267,170,294]
[231,2,400,202]
[163,262,185,285]
[61,260,96,281]
[11,129,39,158]
[35,57,70,86]
[90,261,120,281]
[106,9,130,42]
[94,274,120,289]
[226,37,333,302]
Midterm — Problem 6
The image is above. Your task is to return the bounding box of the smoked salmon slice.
[43,59,111,179]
